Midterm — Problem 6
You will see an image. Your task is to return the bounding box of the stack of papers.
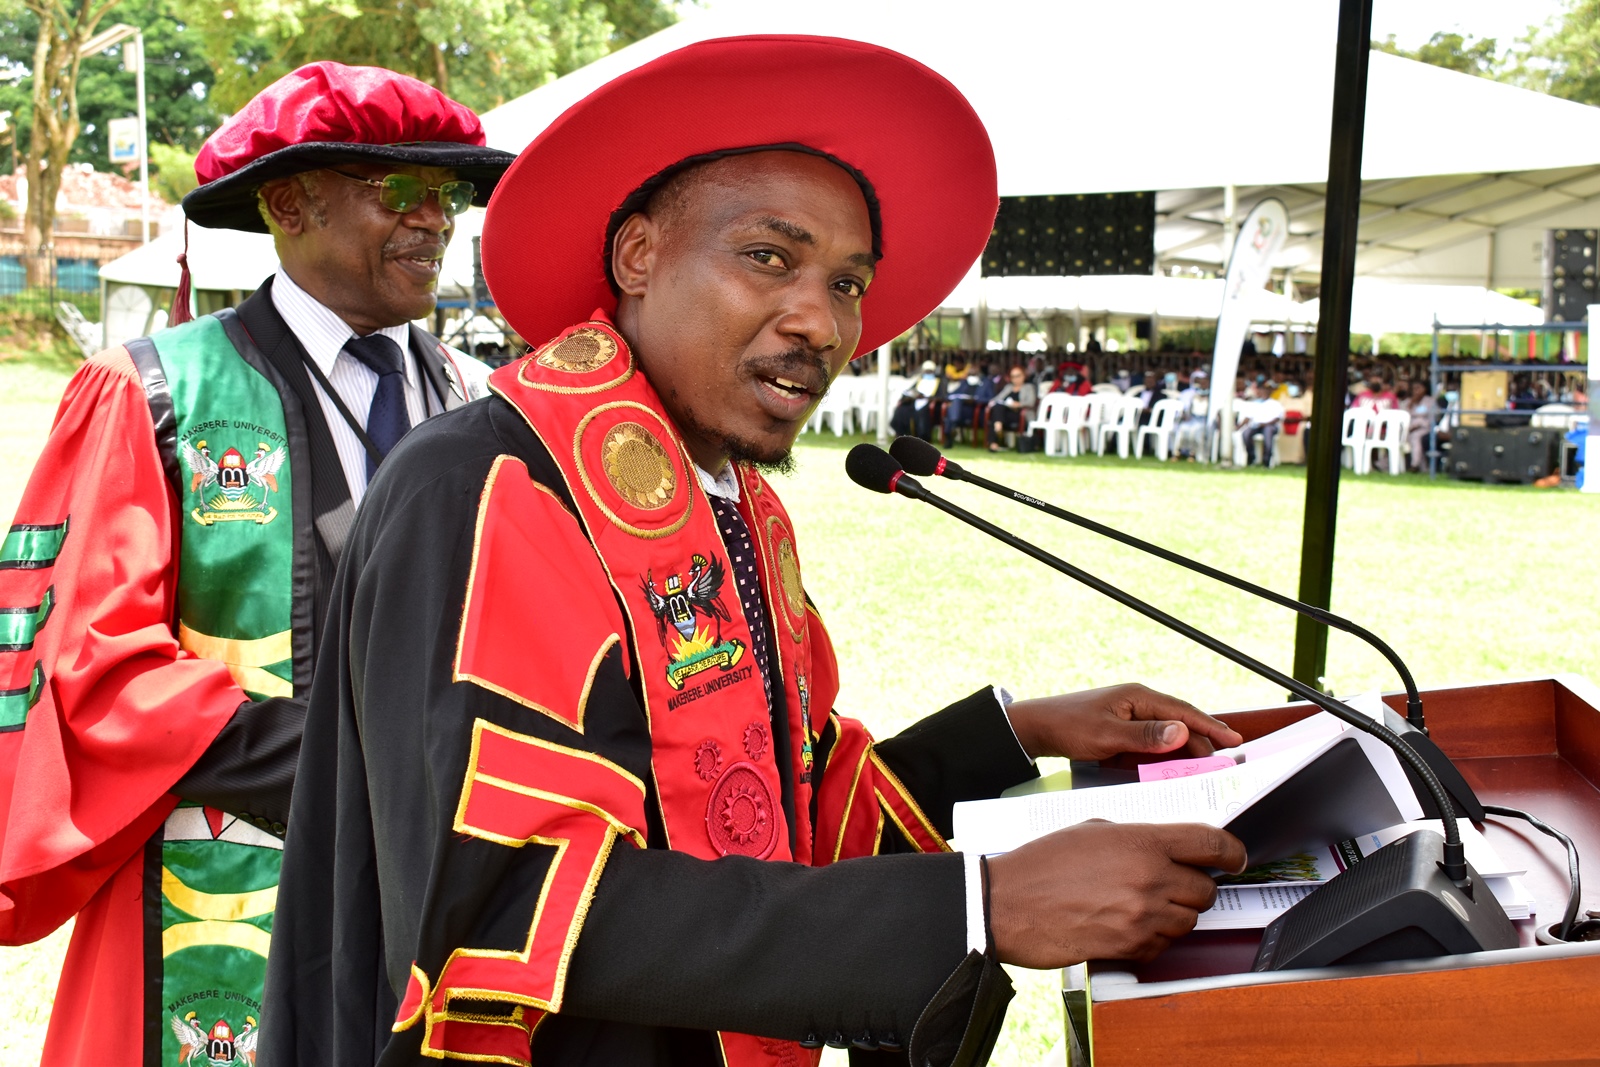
[950,697,1538,932]
[952,696,1422,865]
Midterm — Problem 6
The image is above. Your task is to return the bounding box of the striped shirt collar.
[694,461,741,503]
[271,269,416,386]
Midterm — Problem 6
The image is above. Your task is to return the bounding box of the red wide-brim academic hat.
[480,35,998,357]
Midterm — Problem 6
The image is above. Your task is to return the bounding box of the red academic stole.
[489,318,831,1066]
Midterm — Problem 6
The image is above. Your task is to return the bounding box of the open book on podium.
[999,677,1600,1067]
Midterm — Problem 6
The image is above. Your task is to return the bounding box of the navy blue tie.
[343,333,412,480]
[708,494,775,716]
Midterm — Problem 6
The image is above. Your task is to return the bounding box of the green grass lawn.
[1,357,1595,1065]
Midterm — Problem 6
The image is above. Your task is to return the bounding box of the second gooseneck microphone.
[843,443,1471,878]
[886,434,1484,824]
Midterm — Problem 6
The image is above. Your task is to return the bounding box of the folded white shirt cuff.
[964,851,988,954]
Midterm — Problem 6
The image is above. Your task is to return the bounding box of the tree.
[0,0,224,168]
[1504,0,1600,107]
[13,0,124,285]
[1373,31,1502,79]
[179,0,677,115]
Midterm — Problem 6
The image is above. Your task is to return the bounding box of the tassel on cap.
[170,218,194,325]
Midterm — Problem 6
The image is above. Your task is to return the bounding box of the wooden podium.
[1063,675,1600,1066]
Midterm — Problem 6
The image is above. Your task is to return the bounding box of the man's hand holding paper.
[1006,682,1245,761]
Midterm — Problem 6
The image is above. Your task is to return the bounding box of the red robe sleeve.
[0,348,246,944]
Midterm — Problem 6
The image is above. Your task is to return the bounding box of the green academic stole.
[140,312,298,1065]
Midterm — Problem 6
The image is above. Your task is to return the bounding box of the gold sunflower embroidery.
[601,422,675,510]
[536,328,617,373]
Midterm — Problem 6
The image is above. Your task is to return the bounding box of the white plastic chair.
[1060,395,1094,457]
[1096,396,1141,457]
[1360,409,1410,475]
[851,380,883,434]
[1076,394,1113,456]
[1090,383,1122,394]
[1340,407,1375,474]
[1028,393,1074,456]
[816,387,856,436]
[1532,403,1578,431]
[1137,398,1182,460]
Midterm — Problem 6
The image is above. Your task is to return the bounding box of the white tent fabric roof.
[936,271,1313,323]
[98,209,485,300]
[99,221,279,291]
[1301,281,1545,336]
[480,0,1600,195]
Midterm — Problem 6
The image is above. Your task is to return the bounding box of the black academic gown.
[258,395,1037,1067]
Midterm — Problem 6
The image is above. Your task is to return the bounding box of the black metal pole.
[1294,0,1374,691]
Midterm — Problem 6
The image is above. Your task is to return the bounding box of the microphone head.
[889,435,942,475]
[846,443,918,496]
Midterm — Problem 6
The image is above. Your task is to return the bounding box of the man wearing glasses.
[0,62,511,1067]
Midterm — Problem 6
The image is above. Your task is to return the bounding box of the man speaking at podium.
[261,36,1247,1067]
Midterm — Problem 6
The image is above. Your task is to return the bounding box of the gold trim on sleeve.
[869,751,951,853]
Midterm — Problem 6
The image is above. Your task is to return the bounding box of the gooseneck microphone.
[845,443,1519,969]
[887,435,1485,824]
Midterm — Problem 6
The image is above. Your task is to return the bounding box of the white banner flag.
[108,116,142,165]
[1209,198,1288,463]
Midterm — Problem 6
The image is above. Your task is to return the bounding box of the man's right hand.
[984,821,1247,968]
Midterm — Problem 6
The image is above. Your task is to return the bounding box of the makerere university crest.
[181,440,286,526]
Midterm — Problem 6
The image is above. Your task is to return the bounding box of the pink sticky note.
[1138,755,1237,782]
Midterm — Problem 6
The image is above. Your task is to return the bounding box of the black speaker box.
[1447,427,1559,483]
[1547,228,1597,323]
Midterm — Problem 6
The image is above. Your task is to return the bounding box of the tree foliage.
[179,0,676,115]
[1373,2,1600,108]
[1504,0,1600,107]
[1374,32,1501,79]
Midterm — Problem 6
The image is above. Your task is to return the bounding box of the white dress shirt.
[270,269,443,503]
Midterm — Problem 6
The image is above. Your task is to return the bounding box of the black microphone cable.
[1483,804,1586,943]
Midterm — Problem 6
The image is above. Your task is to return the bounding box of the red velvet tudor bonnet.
[182,61,514,233]
[479,35,999,358]
[172,62,513,323]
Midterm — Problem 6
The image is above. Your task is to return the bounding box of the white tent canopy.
[1301,281,1545,337]
[99,221,278,292]
[481,0,1600,290]
[936,272,1314,324]
[97,209,489,349]
[481,0,1600,192]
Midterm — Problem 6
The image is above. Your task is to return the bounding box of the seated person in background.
[1239,382,1284,466]
[891,358,943,441]
[1404,379,1437,472]
[941,359,992,446]
[1353,372,1398,412]
[1051,359,1092,396]
[987,364,1037,451]
[1112,368,1132,393]
[1173,368,1210,459]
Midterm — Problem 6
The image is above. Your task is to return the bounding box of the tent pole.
[1293,0,1373,692]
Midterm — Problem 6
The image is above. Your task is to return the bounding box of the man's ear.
[611,212,660,298]
[260,178,307,237]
